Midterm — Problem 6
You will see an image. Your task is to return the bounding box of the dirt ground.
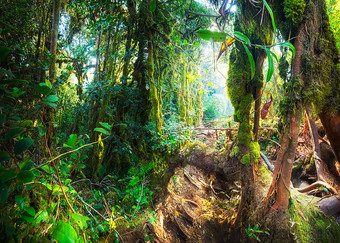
[114,123,340,242]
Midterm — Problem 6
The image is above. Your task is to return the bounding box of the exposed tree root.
[297,181,337,194]
[261,151,274,172]
[304,111,340,194]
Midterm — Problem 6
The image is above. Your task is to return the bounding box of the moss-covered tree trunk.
[148,42,163,134]
[178,53,187,123]
[267,0,340,212]
[46,0,61,148]
[252,49,267,142]
[49,0,60,84]
[226,0,274,223]
[228,44,255,224]
[266,19,305,211]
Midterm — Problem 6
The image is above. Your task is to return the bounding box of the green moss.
[148,44,163,134]
[178,55,187,122]
[278,56,289,81]
[305,154,316,172]
[284,0,306,25]
[279,76,303,124]
[226,0,275,167]
[230,145,239,158]
[237,125,252,147]
[235,93,253,123]
[288,195,340,243]
[297,0,340,113]
[258,164,272,184]
[249,141,260,161]
[240,154,251,166]
[293,159,303,170]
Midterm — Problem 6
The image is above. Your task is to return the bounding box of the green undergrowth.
[289,191,340,242]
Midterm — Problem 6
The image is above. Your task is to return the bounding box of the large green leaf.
[14,138,33,154]
[71,213,90,230]
[266,50,274,82]
[22,207,35,223]
[45,79,52,88]
[25,206,36,217]
[234,31,251,45]
[38,127,48,136]
[99,122,111,131]
[35,210,49,224]
[265,48,278,62]
[280,42,296,58]
[243,44,255,79]
[19,160,33,170]
[35,83,51,95]
[196,29,227,42]
[0,151,11,162]
[94,128,110,135]
[196,29,213,41]
[41,102,57,108]
[0,168,17,183]
[67,134,77,147]
[263,0,276,34]
[44,95,59,103]
[15,195,25,209]
[22,215,34,223]
[17,170,35,183]
[52,222,78,243]
[5,127,23,140]
[0,184,8,204]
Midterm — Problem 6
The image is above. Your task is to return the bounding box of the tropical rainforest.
[0,0,340,242]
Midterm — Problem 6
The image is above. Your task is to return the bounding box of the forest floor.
[107,123,340,243]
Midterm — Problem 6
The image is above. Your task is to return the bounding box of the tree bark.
[266,24,304,212]
[148,41,163,134]
[266,106,302,211]
[253,49,267,142]
[45,0,60,148]
[319,110,340,163]
[49,0,61,83]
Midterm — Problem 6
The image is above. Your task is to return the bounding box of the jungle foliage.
[0,0,339,242]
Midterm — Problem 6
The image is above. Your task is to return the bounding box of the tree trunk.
[178,53,187,123]
[266,106,302,211]
[319,110,340,163]
[148,41,163,134]
[266,24,304,212]
[49,0,61,83]
[253,49,267,142]
[46,0,60,148]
